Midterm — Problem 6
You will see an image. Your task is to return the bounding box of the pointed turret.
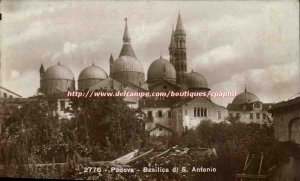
[39,64,45,76]
[110,54,114,62]
[39,64,45,92]
[109,54,114,75]
[119,18,137,58]
[39,63,45,81]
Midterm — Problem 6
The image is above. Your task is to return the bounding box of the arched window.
[288,118,300,144]
[194,107,197,117]
[204,108,207,117]
[197,107,200,117]
[201,108,204,117]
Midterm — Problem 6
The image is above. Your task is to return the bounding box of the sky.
[1,0,299,107]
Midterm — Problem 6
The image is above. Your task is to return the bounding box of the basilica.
[36,13,272,136]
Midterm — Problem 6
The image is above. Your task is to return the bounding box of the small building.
[149,124,173,137]
[227,88,273,123]
[0,86,22,99]
[140,98,178,132]
[268,93,300,181]
[269,94,300,144]
[47,92,74,120]
[0,87,24,135]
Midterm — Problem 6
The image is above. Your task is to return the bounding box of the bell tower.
[172,12,187,85]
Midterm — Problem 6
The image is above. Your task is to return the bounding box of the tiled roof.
[148,79,181,90]
[269,97,300,113]
[0,86,22,97]
[172,97,214,108]
[46,92,68,99]
[171,98,191,107]
[139,98,178,108]
[148,123,173,133]
[123,81,148,91]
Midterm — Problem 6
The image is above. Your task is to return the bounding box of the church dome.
[43,63,74,80]
[232,89,260,105]
[185,71,209,90]
[112,55,144,73]
[79,64,108,80]
[147,57,176,83]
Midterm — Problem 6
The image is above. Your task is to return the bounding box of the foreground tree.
[68,91,148,160]
[0,96,68,177]
[179,118,289,180]
[0,92,148,178]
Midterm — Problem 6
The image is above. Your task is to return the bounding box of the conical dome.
[111,18,145,87]
[147,57,176,84]
[119,18,137,58]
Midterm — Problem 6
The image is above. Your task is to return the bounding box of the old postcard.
[0,0,299,180]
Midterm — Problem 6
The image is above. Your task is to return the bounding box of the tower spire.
[123,18,130,43]
[175,10,185,34]
[173,11,187,85]
[119,18,137,58]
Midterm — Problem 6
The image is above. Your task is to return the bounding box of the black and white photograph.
[0,0,299,180]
